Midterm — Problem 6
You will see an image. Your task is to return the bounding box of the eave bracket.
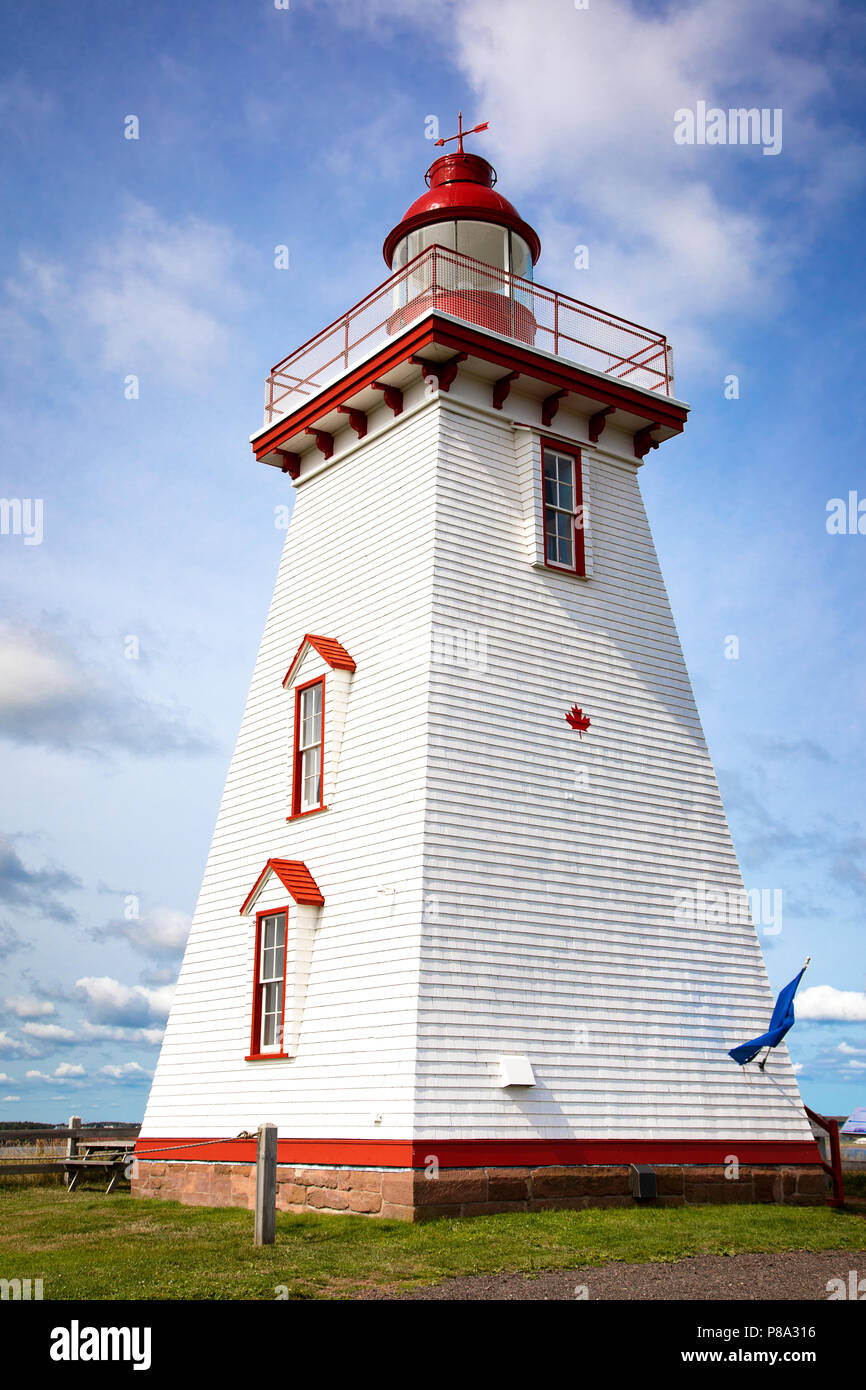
[410,352,467,393]
[542,389,567,428]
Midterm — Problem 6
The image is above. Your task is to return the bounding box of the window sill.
[534,561,589,580]
[245,1052,293,1062]
[286,805,328,822]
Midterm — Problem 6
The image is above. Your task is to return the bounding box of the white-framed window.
[255,909,287,1054]
[293,678,324,815]
[542,441,585,574]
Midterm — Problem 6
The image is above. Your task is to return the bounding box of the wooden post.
[65,1115,81,1191]
[254,1123,277,1246]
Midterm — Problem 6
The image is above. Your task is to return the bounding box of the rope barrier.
[134,1131,257,1157]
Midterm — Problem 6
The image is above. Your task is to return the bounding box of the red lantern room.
[382,114,541,343]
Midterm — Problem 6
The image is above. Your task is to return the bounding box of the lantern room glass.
[392,220,533,283]
[392,220,533,320]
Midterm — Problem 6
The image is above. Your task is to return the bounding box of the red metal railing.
[264,245,674,424]
[805,1105,845,1208]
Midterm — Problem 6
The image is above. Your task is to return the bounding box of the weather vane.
[435,110,489,155]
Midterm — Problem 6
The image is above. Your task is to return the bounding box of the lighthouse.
[135,122,821,1218]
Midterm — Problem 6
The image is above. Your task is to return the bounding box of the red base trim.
[135,1136,821,1168]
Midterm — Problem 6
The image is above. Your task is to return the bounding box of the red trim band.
[135,1136,821,1168]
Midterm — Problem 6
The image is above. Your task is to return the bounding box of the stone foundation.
[131,1160,828,1220]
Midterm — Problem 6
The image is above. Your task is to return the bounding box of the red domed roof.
[383,151,541,268]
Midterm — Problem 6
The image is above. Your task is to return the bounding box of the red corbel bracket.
[275,449,301,479]
[372,381,403,416]
[337,405,368,439]
[492,372,520,411]
[633,424,661,460]
[588,406,614,443]
[306,428,334,460]
[542,389,567,427]
[410,352,467,393]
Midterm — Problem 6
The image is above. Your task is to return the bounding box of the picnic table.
[64,1138,137,1193]
[0,1121,140,1194]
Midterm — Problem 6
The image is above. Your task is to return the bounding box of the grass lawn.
[1,1186,864,1300]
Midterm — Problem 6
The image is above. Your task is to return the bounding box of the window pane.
[543,451,578,569]
[273,915,285,980]
[302,745,321,808]
[545,520,558,564]
[300,683,322,751]
[407,220,457,259]
[509,232,532,282]
[262,982,280,1044]
[259,911,286,1050]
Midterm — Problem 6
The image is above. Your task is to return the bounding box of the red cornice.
[431,320,687,428]
[135,1135,820,1168]
[252,314,687,463]
[254,317,439,461]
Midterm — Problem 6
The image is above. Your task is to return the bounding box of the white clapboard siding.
[141,403,440,1139]
[414,391,810,1141]
[141,361,811,1147]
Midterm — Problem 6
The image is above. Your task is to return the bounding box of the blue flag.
[728,967,808,1066]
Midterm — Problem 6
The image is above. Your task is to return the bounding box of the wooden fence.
[0,1116,140,1193]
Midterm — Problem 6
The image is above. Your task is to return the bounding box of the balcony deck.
[264,246,674,426]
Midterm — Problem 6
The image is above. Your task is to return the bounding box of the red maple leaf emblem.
[565,704,591,738]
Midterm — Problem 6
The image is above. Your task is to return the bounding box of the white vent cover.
[499,1055,535,1087]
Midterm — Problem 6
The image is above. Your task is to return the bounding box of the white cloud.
[21,1022,77,1043]
[0,1029,38,1057]
[26,1064,84,1082]
[4,995,56,1019]
[2,1095,21,1102]
[841,1059,866,1071]
[0,1072,16,1083]
[0,830,80,923]
[80,1023,164,1047]
[93,907,191,959]
[839,1041,866,1056]
[99,1062,152,1080]
[3,200,247,386]
[0,620,211,757]
[798,985,866,1023]
[323,0,863,373]
[75,976,174,1027]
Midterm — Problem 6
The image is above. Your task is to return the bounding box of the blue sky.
[0,0,864,1121]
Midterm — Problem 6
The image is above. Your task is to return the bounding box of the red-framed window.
[541,439,585,575]
[291,676,325,817]
[249,907,288,1057]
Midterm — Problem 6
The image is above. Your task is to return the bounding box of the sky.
[0,0,864,1122]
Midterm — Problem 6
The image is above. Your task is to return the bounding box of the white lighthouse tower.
[135,122,821,1218]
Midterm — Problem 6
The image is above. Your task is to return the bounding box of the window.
[251,909,287,1055]
[542,442,585,575]
[292,677,324,816]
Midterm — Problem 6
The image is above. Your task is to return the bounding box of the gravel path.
[360,1249,866,1300]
